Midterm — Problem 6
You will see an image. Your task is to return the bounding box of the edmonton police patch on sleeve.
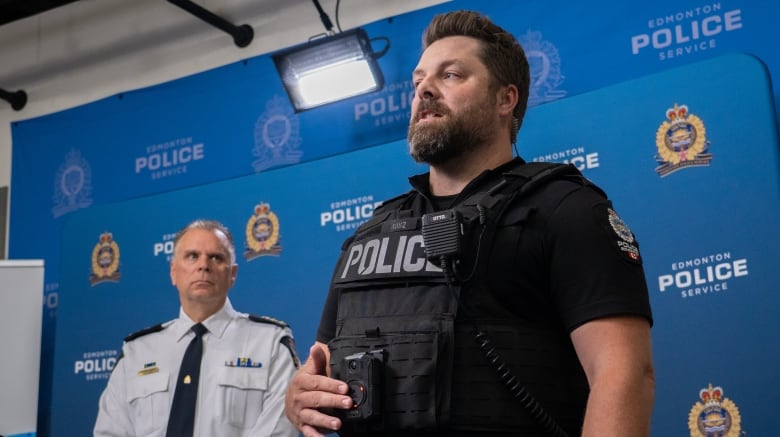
[595,203,642,264]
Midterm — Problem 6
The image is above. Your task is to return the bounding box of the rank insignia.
[225,357,263,368]
[655,103,713,177]
[688,383,742,437]
[244,202,282,261]
[90,231,121,285]
[137,362,159,376]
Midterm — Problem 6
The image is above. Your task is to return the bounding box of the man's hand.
[285,343,353,437]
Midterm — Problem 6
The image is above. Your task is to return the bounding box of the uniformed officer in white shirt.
[94,219,299,437]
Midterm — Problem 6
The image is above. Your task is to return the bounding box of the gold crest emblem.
[90,231,121,285]
[688,383,742,437]
[244,202,282,261]
[655,103,713,177]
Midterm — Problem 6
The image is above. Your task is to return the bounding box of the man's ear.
[498,84,519,117]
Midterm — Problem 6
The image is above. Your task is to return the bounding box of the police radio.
[421,209,464,271]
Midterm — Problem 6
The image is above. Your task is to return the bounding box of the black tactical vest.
[329,162,599,436]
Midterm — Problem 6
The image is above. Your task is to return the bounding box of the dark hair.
[173,219,236,264]
[422,10,530,136]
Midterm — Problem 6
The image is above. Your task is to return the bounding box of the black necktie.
[166,323,208,437]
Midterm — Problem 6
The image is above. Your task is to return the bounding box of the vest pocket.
[329,330,446,430]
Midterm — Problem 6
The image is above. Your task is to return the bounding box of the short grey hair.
[172,219,236,264]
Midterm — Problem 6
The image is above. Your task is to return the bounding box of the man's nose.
[196,257,210,271]
[415,77,438,101]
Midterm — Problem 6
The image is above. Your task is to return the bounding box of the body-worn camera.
[337,349,385,421]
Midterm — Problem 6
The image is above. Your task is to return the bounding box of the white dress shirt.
[94,299,298,436]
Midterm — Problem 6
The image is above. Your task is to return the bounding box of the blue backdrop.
[9,1,780,436]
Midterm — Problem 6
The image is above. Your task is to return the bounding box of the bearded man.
[284,10,655,437]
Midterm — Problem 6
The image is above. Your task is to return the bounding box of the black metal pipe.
[311,0,334,33]
[0,88,27,111]
[167,0,254,48]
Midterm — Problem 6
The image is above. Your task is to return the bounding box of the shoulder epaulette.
[123,323,165,343]
[248,314,289,329]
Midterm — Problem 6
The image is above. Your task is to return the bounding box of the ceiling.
[0,0,448,117]
[0,0,81,26]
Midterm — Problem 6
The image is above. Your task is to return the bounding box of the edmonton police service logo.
[519,29,567,106]
[606,208,641,262]
[688,383,742,437]
[244,202,282,260]
[655,103,713,177]
[608,208,634,242]
[90,232,121,285]
[252,96,303,173]
[52,149,94,218]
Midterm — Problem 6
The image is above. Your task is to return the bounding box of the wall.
[0,0,449,250]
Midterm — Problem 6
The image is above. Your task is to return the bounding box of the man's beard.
[407,99,495,165]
